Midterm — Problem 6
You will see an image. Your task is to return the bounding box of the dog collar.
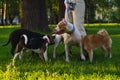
[68,24,75,34]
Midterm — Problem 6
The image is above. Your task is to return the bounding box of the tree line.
[0,0,119,30]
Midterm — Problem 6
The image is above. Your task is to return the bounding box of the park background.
[0,0,120,80]
[0,0,119,29]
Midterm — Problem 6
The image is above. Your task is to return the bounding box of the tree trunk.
[21,0,49,31]
[84,0,96,23]
[59,0,65,21]
[1,0,4,25]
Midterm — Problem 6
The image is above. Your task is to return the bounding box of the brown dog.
[82,29,112,62]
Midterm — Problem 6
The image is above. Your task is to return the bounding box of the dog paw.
[65,59,69,62]
[109,55,112,58]
[53,55,56,59]
[81,55,86,61]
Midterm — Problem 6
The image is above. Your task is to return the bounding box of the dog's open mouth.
[54,30,64,34]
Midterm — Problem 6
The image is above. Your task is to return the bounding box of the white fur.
[56,20,86,62]
[32,49,41,53]
[65,22,85,62]
[22,34,28,45]
[43,34,63,59]
[43,36,50,43]
[14,52,20,60]
[14,33,63,61]
[97,29,108,35]
[53,34,63,58]
[43,43,48,61]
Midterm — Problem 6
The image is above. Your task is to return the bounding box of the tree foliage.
[0,0,119,26]
[0,0,20,25]
[7,0,20,24]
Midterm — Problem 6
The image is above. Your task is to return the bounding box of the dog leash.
[65,0,76,20]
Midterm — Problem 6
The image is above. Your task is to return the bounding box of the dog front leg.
[53,43,59,59]
[65,44,69,62]
[43,50,48,61]
[88,49,93,63]
[53,37,62,59]
[43,48,48,61]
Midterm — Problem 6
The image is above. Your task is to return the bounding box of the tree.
[7,0,20,24]
[0,0,20,25]
[1,0,4,25]
[46,0,59,24]
[114,0,120,22]
[59,0,65,21]
[21,0,48,31]
[85,0,96,23]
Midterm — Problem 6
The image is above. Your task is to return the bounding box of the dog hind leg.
[106,47,112,58]
[101,46,108,57]
[19,48,26,60]
[13,52,20,60]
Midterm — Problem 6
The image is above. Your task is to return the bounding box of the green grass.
[0,24,120,80]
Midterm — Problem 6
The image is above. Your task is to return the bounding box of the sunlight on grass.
[0,23,119,29]
[0,35,9,38]
[111,34,120,37]
[0,24,120,80]
[0,25,20,28]
[84,23,120,27]
[49,23,120,28]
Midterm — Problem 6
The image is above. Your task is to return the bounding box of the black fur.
[22,36,47,49]
[2,29,44,56]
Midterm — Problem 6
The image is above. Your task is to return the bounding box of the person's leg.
[73,0,86,36]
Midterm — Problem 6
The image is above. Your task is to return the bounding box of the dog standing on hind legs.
[54,19,86,62]
[82,29,112,63]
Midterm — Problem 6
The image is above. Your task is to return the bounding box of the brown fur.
[54,19,86,62]
[82,29,112,62]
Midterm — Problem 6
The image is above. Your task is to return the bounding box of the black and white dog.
[14,34,49,61]
[2,29,44,56]
[3,29,63,61]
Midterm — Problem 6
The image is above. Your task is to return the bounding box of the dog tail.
[21,34,28,45]
[2,37,10,46]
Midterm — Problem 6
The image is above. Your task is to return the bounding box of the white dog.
[54,19,86,62]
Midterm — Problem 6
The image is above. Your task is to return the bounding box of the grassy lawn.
[0,24,120,80]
